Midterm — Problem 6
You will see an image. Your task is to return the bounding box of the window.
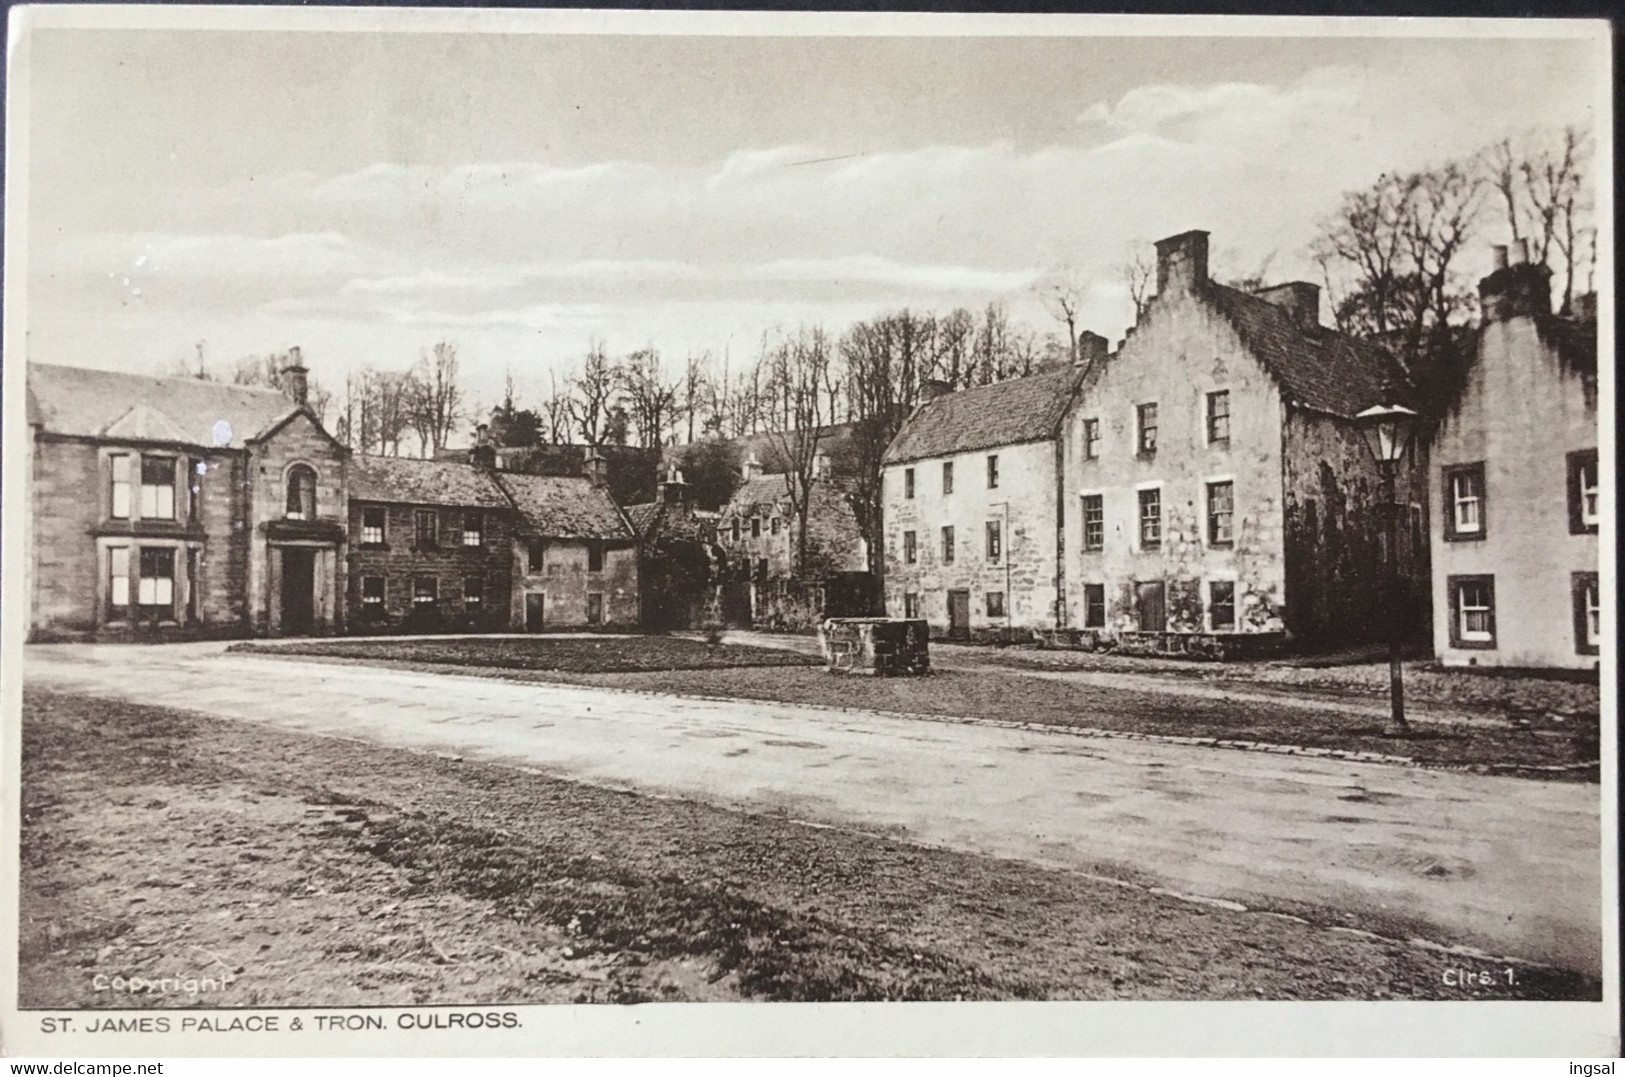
[987,455,1000,489]
[1568,449,1599,534]
[752,518,762,539]
[985,521,1002,564]
[110,454,132,518]
[1137,403,1158,455]
[1443,463,1485,540]
[755,557,768,580]
[137,547,175,618]
[903,530,917,565]
[462,512,483,546]
[587,593,603,625]
[141,457,177,519]
[188,460,202,523]
[1206,391,1230,443]
[904,468,915,499]
[903,592,920,619]
[361,506,386,546]
[414,510,439,550]
[1573,572,1600,656]
[284,464,316,520]
[463,575,484,608]
[1138,488,1162,548]
[731,519,741,542]
[186,548,200,620]
[1207,481,1234,545]
[1081,418,1100,460]
[1209,580,1236,630]
[361,576,385,611]
[107,546,131,619]
[941,526,955,565]
[527,540,545,574]
[942,461,954,495]
[986,591,1006,618]
[1083,583,1106,629]
[771,516,781,535]
[1448,575,1496,648]
[412,576,438,608]
[588,543,604,573]
[1081,495,1104,551]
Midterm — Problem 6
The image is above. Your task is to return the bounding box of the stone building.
[25,356,349,639]
[880,366,1088,639]
[1426,244,1600,669]
[1060,229,1426,655]
[716,451,869,628]
[346,455,516,633]
[626,468,724,630]
[502,453,640,630]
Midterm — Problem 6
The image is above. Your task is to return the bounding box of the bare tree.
[1035,266,1090,365]
[1486,125,1594,313]
[540,370,571,444]
[567,341,619,446]
[406,341,464,456]
[1123,243,1156,322]
[619,347,681,448]
[760,326,836,574]
[681,352,710,443]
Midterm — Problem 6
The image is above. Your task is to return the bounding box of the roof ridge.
[29,361,295,400]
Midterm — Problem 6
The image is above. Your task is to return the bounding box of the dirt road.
[24,642,1602,974]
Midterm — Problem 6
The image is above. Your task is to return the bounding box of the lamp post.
[1355,404,1420,737]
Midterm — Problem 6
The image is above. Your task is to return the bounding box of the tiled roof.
[350,455,510,508]
[495,473,631,541]
[882,367,1085,465]
[625,499,716,544]
[27,362,301,449]
[727,473,792,512]
[1206,285,1414,418]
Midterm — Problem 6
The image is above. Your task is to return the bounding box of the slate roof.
[350,455,510,508]
[495,473,632,541]
[726,473,792,512]
[1205,284,1413,418]
[625,499,717,544]
[882,367,1086,466]
[27,362,301,449]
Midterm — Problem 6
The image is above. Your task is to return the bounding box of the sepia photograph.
[1,6,1615,1058]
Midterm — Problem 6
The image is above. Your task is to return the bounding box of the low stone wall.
[1033,628,1288,662]
[820,617,930,676]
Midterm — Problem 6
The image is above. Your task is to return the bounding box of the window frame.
[1081,418,1100,460]
[1206,390,1231,445]
[140,455,178,521]
[1136,402,1158,456]
[1081,493,1104,551]
[412,576,439,608]
[987,454,1000,490]
[360,575,386,611]
[462,511,484,547]
[1567,449,1599,534]
[110,453,132,519]
[1208,579,1237,631]
[1206,480,1235,547]
[1083,583,1106,629]
[586,592,604,625]
[1573,571,1600,656]
[136,546,177,620]
[942,461,954,495]
[1447,574,1497,649]
[360,505,386,547]
[903,592,920,619]
[985,520,1002,564]
[904,468,915,499]
[463,574,484,609]
[414,509,439,551]
[903,529,917,565]
[284,463,317,521]
[587,543,605,573]
[986,591,1006,618]
[751,517,762,539]
[107,545,131,620]
[1442,462,1487,541]
[1137,486,1163,550]
[941,525,955,565]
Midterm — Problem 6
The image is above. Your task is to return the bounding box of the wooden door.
[947,590,971,639]
[1136,580,1166,632]
[525,592,545,632]
[280,548,315,635]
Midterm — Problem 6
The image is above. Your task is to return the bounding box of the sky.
[18,18,1606,426]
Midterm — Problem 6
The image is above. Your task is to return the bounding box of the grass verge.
[21,688,1600,1005]
[227,635,821,674]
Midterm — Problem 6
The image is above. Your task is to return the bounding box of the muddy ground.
[20,688,1599,1007]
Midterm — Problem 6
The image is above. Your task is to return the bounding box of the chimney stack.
[741,452,761,482]
[814,450,831,481]
[283,346,309,408]
[657,465,688,505]
[917,378,953,405]
[583,447,608,488]
[470,423,496,469]
[1491,245,1509,271]
[1154,230,1210,298]
[1509,238,1529,265]
[1254,282,1321,329]
[1076,330,1109,367]
[1479,258,1553,324]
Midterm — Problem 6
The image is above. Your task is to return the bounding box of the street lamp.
[1354,403,1420,737]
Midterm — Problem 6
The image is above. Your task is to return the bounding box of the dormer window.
[285,464,317,520]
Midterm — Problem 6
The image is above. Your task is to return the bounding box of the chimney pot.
[1491,245,1509,271]
[742,453,761,482]
[1076,330,1109,367]
[917,379,953,405]
[1254,282,1321,329]
[1479,260,1553,324]
[1153,230,1210,298]
[1509,238,1529,265]
[282,348,309,408]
